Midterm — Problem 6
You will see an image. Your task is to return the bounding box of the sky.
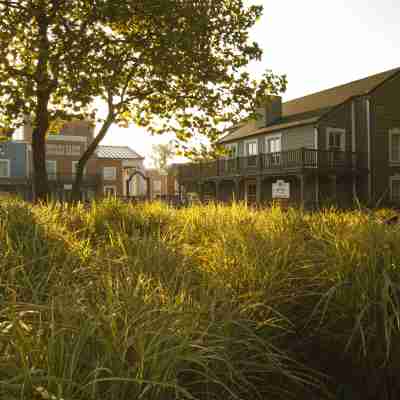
[102,0,400,167]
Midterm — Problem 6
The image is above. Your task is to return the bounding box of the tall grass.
[1,198,400,399]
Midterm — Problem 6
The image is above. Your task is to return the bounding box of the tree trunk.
[31,9,51,202]
[71,113,114,201]
[31,126,49,202]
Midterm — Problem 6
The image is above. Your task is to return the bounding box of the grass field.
[0,198,399,399]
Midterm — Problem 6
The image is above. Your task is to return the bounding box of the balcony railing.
[179,148,366,180]
[39,173,101,186]
[0,173,102,186]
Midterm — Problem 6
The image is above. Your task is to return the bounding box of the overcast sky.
[102,0,400,166]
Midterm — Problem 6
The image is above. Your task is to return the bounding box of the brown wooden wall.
[370,72,400,203]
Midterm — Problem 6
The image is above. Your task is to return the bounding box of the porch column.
[315,175,320,209]
[256,176,262,203]
[352,175,357,204]
[234,178,240,202]
[298,174,305,208]
[198,181,204,203]
[215,180,220,202]
[330,174,337,203]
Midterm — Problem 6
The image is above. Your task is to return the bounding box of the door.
[245,181,257,204]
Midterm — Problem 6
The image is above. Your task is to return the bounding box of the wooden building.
[0,121,146,200]
[178,67,400,208]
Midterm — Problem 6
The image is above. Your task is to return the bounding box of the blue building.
[0,141,31,198]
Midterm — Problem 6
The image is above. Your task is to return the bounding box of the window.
[223,143,238,173]
[72,161,86,176]
[390,176,400,201]
[104,185,116,197]
[326,128,346,165]
[46,160,57,180]
[245,140,258,167]
[326,128,345,152]
[245,140,258,156]
[225,143,238,158]
[103,166,116,180]
[265,134,282,165]
[0,159,10,178]
[389,129,400,163]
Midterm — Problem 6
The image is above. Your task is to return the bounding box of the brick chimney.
[255,95,282,128]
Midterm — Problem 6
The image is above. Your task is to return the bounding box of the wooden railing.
[178,148,366,180]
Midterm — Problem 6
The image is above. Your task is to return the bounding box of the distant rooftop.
[97,146,144,160]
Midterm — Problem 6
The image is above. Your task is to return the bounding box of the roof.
[220,67,400,144]
[96,146,144,160]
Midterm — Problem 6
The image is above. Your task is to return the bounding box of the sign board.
[272,180,290,199]
[64,184,73,190]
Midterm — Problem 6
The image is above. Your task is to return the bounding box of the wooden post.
[234,179,240,202]
[330,174,337,204]
[256,176,262,203]
[299,174,305,209]
[301,147,305,169]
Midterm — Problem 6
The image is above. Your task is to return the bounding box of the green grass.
[1,198,400,399]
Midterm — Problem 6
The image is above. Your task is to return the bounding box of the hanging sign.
[272,180,290,199]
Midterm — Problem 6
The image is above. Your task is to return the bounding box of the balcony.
[0,174,101,187]
[178,148,367,181]
[40,173,101,186]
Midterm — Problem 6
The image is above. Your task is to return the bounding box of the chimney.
[255,95,282,128]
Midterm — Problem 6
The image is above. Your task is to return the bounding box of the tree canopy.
[0,0,286,201]
[150,142,176,174]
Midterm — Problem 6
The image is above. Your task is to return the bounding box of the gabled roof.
[220,67,400,144]
[282,67,400,116]
[97,145,144,160]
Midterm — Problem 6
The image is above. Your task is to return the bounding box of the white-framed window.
[245,139,258,167]
[46,160,57,180]
[103,166,117,181]
[245,139,258,156]
[389,128,400,163]
[326,128,346,152]
[390,176,400,201]
[0,159,10,178]
[72,161,86,176]
[265,133,282,165]
[104,185,116,197]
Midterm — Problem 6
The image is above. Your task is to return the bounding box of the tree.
[0,0,110,200]
[151,142,176,174]
[0,0,286,202]
[71,0,287,200]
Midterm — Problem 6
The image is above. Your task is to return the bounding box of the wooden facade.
[178,68,400,208]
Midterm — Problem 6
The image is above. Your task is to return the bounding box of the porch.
[178,148,366,182]
[178,148,368,207]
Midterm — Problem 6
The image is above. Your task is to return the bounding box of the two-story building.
[0,120,146,200]
[178,67,400,207]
